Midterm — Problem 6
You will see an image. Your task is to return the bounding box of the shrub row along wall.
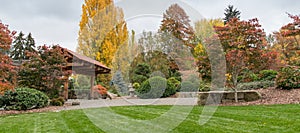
[197,91,261,105]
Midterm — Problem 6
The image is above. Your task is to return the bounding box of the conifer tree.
[24,33,36,59]
[223,5,241,24]
[10,32,25,61]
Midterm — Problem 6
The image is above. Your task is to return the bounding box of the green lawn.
[0,104,300,133]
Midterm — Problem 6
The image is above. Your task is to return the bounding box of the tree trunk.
[234,89,238,103]
[232,72,238,103]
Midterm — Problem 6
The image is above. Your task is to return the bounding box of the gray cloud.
[0,0,82,21]
[0,0,299,51]
[188,0,300,33]
[0,0,83,51]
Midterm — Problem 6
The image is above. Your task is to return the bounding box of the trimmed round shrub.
[180,81,198,92]
[259,70,278,81]
[276,66,300,90]
[167,77,180,91]
[164,80,177,97]
[133,82,140,89]
[136,76,176,99]
[1,87,49,110]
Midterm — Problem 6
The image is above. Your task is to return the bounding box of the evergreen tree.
[24,33,36,59]
[112,70,128,95]
[223,5,241,24]
[10,32,25,61]
[10,32,36,61]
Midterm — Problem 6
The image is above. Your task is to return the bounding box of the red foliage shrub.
[93,85,108,95]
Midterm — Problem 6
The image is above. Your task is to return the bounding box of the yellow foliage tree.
[194,18,224,81]
[77,0,128,65]
[194,18,224,58]
[77,0,129,87]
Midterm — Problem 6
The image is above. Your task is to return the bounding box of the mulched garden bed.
[0,106,64,116]
[221,87,300,106]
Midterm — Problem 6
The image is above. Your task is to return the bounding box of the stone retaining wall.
[197,91,261,105]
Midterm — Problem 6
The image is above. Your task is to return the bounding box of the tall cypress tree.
[10,32,25,61]
[223,5,241,24]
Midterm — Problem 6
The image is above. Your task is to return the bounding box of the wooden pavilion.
[62,48,111,100]
[12,47,110,100]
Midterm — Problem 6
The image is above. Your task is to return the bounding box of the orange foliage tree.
[0,21,16,94]
[18,45,72,98]
[215,18,278,101]
[273,14,300,66]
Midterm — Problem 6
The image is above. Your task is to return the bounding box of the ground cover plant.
[1,104,300,132]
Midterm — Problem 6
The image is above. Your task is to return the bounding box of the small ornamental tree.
[273,14,300,67]
[215,18,277,102]
[18,45,71,98]
[0,21,16,94]
[273,14,300,89]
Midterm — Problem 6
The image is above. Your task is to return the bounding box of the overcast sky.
[1,0,300,51]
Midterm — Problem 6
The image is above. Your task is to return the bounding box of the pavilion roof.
[63,48,111,76]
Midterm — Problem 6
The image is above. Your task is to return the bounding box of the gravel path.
[2,88,300,115]
[62,98,198,110]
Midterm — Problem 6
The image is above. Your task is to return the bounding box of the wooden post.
[64,80,69,101]
[90,76,95,99]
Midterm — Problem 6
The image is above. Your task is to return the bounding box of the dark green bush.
[50,97,65,106]
[1,88,49,110]
[136,76,176,99]
[237,81,275,90]
[131,74,148,85]
[238,71,259,82]
[167,77,180,91]
[259,70,278,81]
[0,95,4,108]
[180,81,198,92]
[276,66,300,90]
[168,70,182,82]
[134,63,151,77]
[164,79,177,97]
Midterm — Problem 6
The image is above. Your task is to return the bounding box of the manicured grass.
[0,104,300,133]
